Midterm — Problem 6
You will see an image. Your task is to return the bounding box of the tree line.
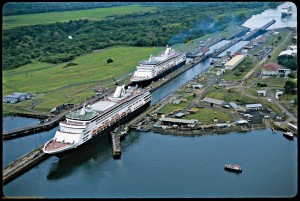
[3,2,134,16]
[3,2,280,70]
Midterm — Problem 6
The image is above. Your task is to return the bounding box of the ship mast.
[80,101,86,115]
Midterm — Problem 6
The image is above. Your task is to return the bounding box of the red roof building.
[262,63,281,76]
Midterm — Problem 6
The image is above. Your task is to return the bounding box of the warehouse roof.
[174,112,186,118]
[262,63,280,71]
[245,103,263,108]
[236,120,248,124]
[224,54,245,67]
[202,97,226,105]
[279,49,297,56]
[159,118,198,124]
[229,102,238,107]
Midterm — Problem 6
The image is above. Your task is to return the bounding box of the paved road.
[233,31,297,123]
[242,31,292,83]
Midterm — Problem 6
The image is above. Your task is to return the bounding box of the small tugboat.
[283,131,294,140]
[224,164,242,173]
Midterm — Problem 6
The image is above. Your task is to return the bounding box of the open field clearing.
[185,108,233,123]
[3,46,160,114]
[3,4,156,29]
[3,46,160,96]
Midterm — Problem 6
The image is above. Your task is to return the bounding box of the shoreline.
[151,124,267,137]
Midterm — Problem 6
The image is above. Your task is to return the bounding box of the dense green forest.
[2,2,280,70]
[3,2,134,16]
[277,55,297,70]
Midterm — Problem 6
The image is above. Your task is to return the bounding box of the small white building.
[3,92,30,104]
[216,69,225,76]
[229,102,239,110]
[245,103,263,110]
[191,84,203,89]
[276,91,284,96]
[224,55,246,70]
[257,90,266,96]
[279,49,297,57]
[236,120,249,125]
[278,68,291,77]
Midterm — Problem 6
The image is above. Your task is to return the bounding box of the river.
[3,2,297,198]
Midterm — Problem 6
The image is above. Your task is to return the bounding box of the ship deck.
[44,140,73,152]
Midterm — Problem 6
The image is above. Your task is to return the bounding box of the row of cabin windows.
[83,135,89,141]
[141,55,184,68]
[142,56,182,70]
[156,55,184,67]
[104,98,137,119]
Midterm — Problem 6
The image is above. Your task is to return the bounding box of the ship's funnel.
[113,85,126,98]
[80,102,86,115]
[164,46,171,55]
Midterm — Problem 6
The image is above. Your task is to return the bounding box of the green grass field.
[262,77,287,88]
[3,46,160,96]
[159,102,190,115]
[34,83,96,112]
[3,4,156,30]
[205,87,261,104]
[3,46,160,115]
[185,108,233,123]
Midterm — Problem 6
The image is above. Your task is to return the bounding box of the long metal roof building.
[159,118,198,124]
[201,97,226,106]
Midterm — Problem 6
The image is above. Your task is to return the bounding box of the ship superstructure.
[130,46,186,84]
[43,85,151,156]
[281,5,292,15]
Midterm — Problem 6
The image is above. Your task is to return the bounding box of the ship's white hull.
[131,60,186,84]
[43,87,151,157]
[131,46,186,84]
[281,11,291,15]
[51,100,151,158]
[281,6,292,15]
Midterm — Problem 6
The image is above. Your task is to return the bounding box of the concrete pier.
[211,37,242,57]
[111,132,121,159]
[242,19,276,41]
[3,145,49,184]
[3,93,109,140]
[187,37,225,58]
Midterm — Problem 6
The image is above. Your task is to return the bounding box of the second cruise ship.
[130,46,186,85]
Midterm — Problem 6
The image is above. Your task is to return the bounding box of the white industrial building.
[224,54,246,70]
[245,103,263,110]
[3,92,31,104]
[257,90,267,96]
[201,97,227,107]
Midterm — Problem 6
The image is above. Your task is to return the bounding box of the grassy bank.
[3,4,156,30]
[3,46,160,96]
[3,46,160,114]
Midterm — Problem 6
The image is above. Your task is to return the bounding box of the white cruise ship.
[281,5,292,15]
[43,85,151,157]
[130,46,186,84]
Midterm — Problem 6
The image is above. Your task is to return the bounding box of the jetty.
[3,92,110,140]
[3,145,49,184]
[111,131,121,159]
[242,19,276,41]
[211,19,276,57]
[186,37,225,58]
